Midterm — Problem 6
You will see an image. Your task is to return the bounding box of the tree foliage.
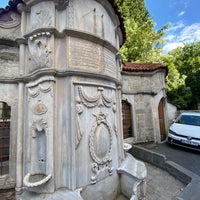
[115,1,200,109]
[162,42,200,109]
[115,0,168,62]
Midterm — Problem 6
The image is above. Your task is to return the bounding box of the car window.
[176,114,200,126]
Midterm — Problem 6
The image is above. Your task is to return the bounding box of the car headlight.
[169,129,176,135]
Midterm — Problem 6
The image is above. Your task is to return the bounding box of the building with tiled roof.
[122,62,168,73]
[121,61,169,143]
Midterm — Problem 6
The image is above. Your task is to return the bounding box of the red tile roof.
[122,62,168,74]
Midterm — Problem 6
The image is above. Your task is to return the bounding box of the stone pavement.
[142,161,185,200]
[129,144,200,200]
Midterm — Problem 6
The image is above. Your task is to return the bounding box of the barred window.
[0,102,11,175]
[122,100,132,139]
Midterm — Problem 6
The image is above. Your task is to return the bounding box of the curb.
[129,145,200,200]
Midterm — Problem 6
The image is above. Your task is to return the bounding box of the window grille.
[122,100,132,139]
[0,102,10,175]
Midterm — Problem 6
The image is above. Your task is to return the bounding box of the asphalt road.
[139,142,200,176]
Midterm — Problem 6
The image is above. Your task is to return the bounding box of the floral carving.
[28,33,52,71]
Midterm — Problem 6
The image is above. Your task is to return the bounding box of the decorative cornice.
[0,68,122,86]
[21,27,119,55]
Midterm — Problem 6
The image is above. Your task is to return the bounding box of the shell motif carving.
[31,118,48,138]
[89,112,112,165]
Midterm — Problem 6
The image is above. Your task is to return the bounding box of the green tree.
[162,42,200,109]
[116,0,168,62]
[162,54,192,109]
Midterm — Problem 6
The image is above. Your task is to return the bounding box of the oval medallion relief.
[89,113,112,165]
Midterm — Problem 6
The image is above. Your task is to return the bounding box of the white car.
[167,112,200,151]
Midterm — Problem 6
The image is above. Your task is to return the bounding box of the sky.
[0,0,9,8]
[145,0,200,53]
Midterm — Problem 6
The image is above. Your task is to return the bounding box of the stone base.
[16,188,83,200]
[118,153,147,200]
[81,172,120,200]
[16,154,147,200]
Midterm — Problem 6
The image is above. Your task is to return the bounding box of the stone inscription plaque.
[69,37,102,71]
[104,48,116,75]
[69,37,117,78]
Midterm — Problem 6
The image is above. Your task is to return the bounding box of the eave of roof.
[122,62,168,74]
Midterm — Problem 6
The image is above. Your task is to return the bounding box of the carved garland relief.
[76,86,117,184]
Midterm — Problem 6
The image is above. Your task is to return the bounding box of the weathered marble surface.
[0,0,147,199]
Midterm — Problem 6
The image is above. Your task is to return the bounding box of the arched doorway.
[158,98,166,141]
[122,100,132,139]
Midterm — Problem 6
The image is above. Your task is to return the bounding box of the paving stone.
[141,162,185,200]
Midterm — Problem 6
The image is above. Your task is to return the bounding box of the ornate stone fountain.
[15,0,147,199]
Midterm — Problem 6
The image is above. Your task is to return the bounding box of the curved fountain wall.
[13,0,147,199]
